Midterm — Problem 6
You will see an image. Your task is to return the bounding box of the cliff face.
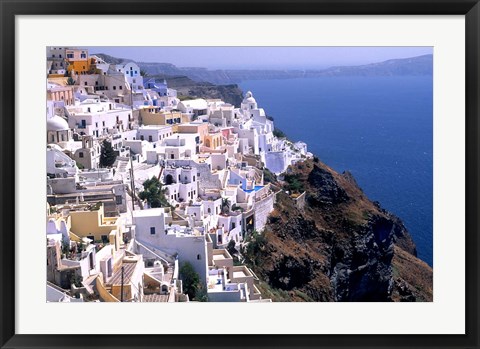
[246,159,432,302]
[163,76,244,107]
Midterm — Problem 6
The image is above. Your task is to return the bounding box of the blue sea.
[240,77,433,266]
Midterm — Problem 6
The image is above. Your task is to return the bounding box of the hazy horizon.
[81,46,432,70]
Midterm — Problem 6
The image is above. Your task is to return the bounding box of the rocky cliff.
[243,159,432,302]
[165,76,244,107]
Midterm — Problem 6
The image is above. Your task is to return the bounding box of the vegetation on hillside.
[138,176,169,208]
[100,140,117,167]
[180,262,207,302]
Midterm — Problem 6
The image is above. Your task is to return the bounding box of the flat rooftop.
[233,270,248,278]
[132,208,164,218]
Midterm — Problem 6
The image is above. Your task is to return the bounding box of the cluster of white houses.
[46,47,311,303]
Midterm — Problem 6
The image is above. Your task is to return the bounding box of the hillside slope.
[244,159,432,302]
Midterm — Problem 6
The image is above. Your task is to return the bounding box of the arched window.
[165,174,174,185]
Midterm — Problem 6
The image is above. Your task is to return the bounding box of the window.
[52,54,55,58]
[148,135,152,142]
[101,235,108,243]
[67,53,74,59]
[95,81,98,86]
[193,176,196,181]
[113,86,116,90]
[140,135,144,141]
[59,54,62,58]
[95,122,98,128]
[51,135,55,142]
[81,53,86,58]
[207,208,211,214]
[79,152,84,158]
[150,227,156,235]
[197,254,201,260]
[84,82,87,86]
[119,85,123,90]
[102,121,105,127]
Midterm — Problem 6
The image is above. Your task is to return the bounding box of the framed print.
[1,1,479,348]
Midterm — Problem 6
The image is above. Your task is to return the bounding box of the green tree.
[180,262,202,301]
[195,284,208,302]
[283,173,304,193]
[66,77,76,85]
[273,127,287,138]
[263,167,277,184]
[140,69,148,77]
[242,230,267,268]
[227,239,237,257]
[138,176,169,208]
[221,198,231,215]
[99,140,117,167]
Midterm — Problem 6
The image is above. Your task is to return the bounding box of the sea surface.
[240,76,433,266]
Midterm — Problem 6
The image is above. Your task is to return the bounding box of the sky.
[83,46,433,70]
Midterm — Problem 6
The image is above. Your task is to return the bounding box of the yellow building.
[66,48,92,74]
[204,132,224,149]
[69,204,123,250]
[177,123,209,144]
[140,107,188,131]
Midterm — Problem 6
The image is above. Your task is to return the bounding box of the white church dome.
[243,91,256,104]
[47,115,69,131]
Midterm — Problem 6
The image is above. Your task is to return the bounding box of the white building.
[163,164,199,204]
[66,99,132,138]
[132,208,208,284]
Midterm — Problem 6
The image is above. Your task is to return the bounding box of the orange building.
[66,49,91,74]
[204,132,224,150]
[177,123,209,144]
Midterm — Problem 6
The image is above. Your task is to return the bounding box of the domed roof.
[242,91,256,104]
[47,115,69,131]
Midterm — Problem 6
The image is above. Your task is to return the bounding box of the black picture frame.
[1,1,479,348]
